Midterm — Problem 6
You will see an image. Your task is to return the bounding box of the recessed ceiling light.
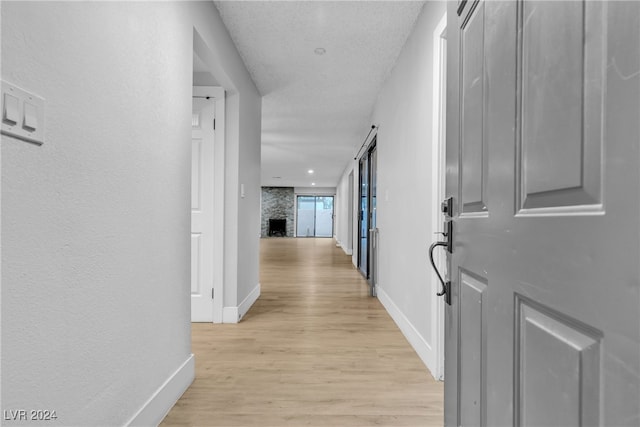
[314,48,326,55]
[308,169,314,174]
[311,182,316,186]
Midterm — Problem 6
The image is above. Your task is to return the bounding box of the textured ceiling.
[213,1,425,188]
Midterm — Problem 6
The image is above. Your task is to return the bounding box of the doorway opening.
[191,85,224,323]
[430,12,447,380]
[296,196,334,237]
[190,30,226,323]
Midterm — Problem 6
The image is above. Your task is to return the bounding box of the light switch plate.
[1,80,45,145]
[23,102,38,131]
[3,93,19,125]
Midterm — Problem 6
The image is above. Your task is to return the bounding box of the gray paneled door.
[443,1,639,426]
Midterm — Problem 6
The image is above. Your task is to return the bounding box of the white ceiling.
[213,1,425,188]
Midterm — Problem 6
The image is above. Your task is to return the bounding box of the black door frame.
[357,137,377,281]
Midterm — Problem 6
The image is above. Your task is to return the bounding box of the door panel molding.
[515,0,606,215]
[191,137,202,211]
[514,294,602,426]
[190,234,201,294]
[459,0,488,217]
[458,269,488,426]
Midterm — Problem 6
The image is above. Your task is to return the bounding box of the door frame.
[357,154,369,275]
[366,142,378,296]
[430,12,447,381]
[354,136,378,297]
[357,135,378,285]
[192,85,225,323]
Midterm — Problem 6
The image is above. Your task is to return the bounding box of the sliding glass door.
[296,196,334,237]
[297,196,316,237]
[358,156,369,274]
[358,137,377,296]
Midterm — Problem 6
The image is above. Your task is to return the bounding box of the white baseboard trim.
[376,286,439,380]
[126,354,195,427]
[238,283,260,321]
[337,240,353,256]
[223,283,261,323]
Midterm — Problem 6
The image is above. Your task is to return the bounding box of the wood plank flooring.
[161,238,443,426]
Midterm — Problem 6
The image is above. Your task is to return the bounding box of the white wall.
[336,163,358,257]
[335,174,350,249]
[189,2,262,320]
[235,87,262,319]
[1,1,261,425]
[335,1,447,379]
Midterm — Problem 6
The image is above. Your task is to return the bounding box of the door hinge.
[211,288,214,299]
[213,118,216,130]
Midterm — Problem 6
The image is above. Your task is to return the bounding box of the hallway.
[161,238,443,426]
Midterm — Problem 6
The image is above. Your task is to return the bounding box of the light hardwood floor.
[161,238,443,426]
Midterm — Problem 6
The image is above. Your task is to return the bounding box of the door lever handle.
[429,241,451,305]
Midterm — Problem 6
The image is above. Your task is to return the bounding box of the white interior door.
[443,1,639,425]
[191,87,219,322]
